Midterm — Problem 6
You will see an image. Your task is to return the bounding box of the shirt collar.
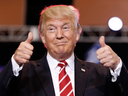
[46,52,75,71]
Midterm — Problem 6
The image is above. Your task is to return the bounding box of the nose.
[56,28,63,39]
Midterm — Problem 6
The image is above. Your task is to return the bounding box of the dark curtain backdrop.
[26,0,72,25]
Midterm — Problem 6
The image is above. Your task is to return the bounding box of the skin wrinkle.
[40,18,80,61]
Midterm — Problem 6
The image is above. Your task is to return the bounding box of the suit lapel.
[34,56,55,96]
[34,55,90,96]
[75,58,90,96]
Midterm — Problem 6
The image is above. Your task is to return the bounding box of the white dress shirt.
[46,52,75,96]
[110,58,122,82]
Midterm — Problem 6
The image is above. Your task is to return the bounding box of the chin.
[56,51,65,55]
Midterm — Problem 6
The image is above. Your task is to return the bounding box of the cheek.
[65,31,74,38]
[45,34,56,45]
[68,32,78,41]
[66,35,77,47]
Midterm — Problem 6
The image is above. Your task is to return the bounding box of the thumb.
[99,36,106,47]
[25,32,33,43]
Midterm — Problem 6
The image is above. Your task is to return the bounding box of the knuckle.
[27,55,31,59]
[14,56,18,61]
[108,55,113,59]
[17,47,22,51]
[100,60,104,64]
[111,60,115,64]
[32,45,34,50]
[31,51,33,55]
[20,42,25,46]
[22,59,28,64]
[96,51,99,55]
[97,56,99,59]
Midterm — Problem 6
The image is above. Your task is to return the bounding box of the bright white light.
[108,17,123,31]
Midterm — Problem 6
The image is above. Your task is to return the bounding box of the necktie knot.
[58,61,68,68]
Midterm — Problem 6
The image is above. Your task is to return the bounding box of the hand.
[96,36,120,70]
[13,32,34,66]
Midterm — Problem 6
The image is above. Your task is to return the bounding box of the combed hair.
[39,5,82,34]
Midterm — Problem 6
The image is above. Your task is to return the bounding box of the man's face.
[40,18,80,61]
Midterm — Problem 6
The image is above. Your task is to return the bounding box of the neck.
[48,52,73,61]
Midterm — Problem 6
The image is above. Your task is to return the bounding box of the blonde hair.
[39,5,82,34]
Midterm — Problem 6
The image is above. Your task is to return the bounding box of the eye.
[63,27,68,30]
[62,25,70,31]
[47,26,56,33]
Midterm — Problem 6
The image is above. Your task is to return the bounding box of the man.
[0,5,128,96]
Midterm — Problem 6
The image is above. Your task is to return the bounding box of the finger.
[103,63,112,68]
[99,36,106,47]
[20,53,31,60]
[25,32,33,43]
[14,52,32,64]
[96,47,105,55]
[99,56,110,64]
[17,58,29,64]
[19,42,34,52]
[18,47,33,56]
[97,48,110,59]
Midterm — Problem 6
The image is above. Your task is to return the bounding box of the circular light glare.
[108,17,123,31]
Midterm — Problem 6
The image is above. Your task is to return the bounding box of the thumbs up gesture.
[14,32,34,66]
[96,36,120,70]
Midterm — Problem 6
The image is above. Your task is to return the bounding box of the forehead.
[44,18,74,27]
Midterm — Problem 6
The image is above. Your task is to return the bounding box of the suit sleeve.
[110,64,128,96]
[0,60,21,96]
[105,63,128,96]
[116,64,128,96]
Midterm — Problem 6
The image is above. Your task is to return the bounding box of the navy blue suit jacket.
[0,54,128,96]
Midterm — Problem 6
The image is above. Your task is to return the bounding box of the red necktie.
[58,61,74,96]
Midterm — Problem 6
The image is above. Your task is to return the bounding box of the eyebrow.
[47,22,71,27]
[47,24,55,27]
[63,22,70,26]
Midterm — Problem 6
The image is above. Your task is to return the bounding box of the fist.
[96,36,120,70]
[14,32,34,66]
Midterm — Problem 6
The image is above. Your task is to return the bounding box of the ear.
[75,26,82,42]
[75,33,80,42]
[39,32,46,44]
